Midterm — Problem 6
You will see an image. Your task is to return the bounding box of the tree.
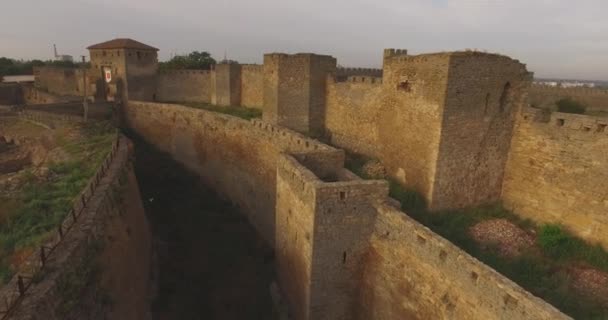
[159,51,216,71]
[0,57,78,77]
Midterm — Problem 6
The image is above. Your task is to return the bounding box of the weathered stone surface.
[503,107,608,248]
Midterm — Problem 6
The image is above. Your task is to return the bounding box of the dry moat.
[131,137,277,320]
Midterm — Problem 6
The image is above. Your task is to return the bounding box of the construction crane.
[53,44,74,62]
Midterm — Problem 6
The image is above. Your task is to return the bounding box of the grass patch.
[539,224,608,272]
[0,121,116,284]
[345,152,608,318]
[174,101,262,120]
[55,239,104,317]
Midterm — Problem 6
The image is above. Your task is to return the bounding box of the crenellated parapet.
[336,67,383,78]
[159,69,213,75]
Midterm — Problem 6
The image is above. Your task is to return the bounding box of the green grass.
[174,101,262,120]
[539,224,608,271]
[345,152,608,319]
[0,121,116,284]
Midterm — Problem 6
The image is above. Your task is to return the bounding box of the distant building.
[53,44,73,62]
[1,75,35,83]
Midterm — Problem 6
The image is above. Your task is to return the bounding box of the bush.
[556,98,586,114]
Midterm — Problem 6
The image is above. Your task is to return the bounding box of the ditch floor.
[132,138,277,320]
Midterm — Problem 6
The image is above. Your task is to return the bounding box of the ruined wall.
[325,76,383,156]
[530,84,608,114]
[432,53,530,210]
[360,203,568,320]
[22,85,73,105]
[502,108,608,248]
[33,66,82,96]
[123,101,342,245]
[156,70,214,103]
[2,137,152,320]
[240,64,264,108]
[0,83,23,105]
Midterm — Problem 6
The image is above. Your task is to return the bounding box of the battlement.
[334,75,383,85]
[240,64,263,70]
[159,69,213,75]
[249,118,337,152]
[383,48,408,60]
[385,50,525,66]
[521,107,608,134]
[336,67,383,78]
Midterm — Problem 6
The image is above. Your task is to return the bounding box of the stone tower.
[263,53,337,137]
[379,51,532,210]
[87,38,159,102]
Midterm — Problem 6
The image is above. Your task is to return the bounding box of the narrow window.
[342,251,347,264]
[557,119,565,127]
[137,51,142,60]
[499,82,511,112]
[102,50,106,57]
[484,93,490,114]
[597,124,606,133]
[339,191,346,200]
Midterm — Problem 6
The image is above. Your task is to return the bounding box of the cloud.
[1,0,606,80]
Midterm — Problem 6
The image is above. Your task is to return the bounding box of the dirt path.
[132,139,277,320]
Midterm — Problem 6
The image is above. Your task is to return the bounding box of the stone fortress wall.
[157,69,215,103]
[33,66,83,97]
[502,107,608,246]
[21,40,607,319]
[529,83,608,113]
[123,101,341,245]
[143,48,608,249]
[125,100,568,320]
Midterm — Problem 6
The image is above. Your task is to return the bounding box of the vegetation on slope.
[0,121,116,284]
[345,153,608,319]
[176,101,262,120]
[556,97,587,114]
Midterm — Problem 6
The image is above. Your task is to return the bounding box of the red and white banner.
[104,68,112,83]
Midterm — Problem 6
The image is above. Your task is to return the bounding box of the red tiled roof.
[87,38,158,51]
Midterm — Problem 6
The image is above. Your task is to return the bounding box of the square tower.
[263,53,337,137]
[87,38,159,102]
[380,51,531,210]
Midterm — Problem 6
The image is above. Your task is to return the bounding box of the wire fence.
[0,135,123,320]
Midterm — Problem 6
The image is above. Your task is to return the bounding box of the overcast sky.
[1,0,606,80]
